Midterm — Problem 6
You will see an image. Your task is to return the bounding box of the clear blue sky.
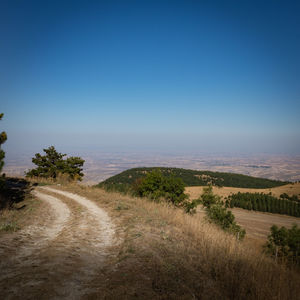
[1,0,299,155]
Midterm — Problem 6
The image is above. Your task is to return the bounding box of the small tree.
[200,185,221,208]
[63,156,85,180]
[0,113,7,174]
[0,113,7,190]
[265,224,300,265]
[200,185,245,240]
[26,146,85,181]
[135,169,188,206]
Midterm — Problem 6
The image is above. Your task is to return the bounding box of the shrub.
[200,186,246,240]
[265,224,300,266]
[200,185,221,208]
[184,199,200,214]
[135,169,188,206]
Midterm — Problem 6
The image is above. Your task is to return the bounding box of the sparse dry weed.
[0,193,41,234]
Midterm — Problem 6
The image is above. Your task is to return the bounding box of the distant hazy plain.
[3,150,300,184]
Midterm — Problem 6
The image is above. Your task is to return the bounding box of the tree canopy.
[134,169,188,205]
[0,113,7,174]
[200,186,246,240]
[26,146,85,181]
[0,113,7,190]
[98,167,288,190]
[226,192,300,217]
[265,224,300,266]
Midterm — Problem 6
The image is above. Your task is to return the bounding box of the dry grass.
[0,193,42,234]
[40,181,300,299]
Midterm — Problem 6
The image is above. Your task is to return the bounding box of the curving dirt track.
[0,187,116,299]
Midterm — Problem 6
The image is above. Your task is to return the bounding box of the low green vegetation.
[133,169,188,206]
[26,146,85,181]
[0,221,19,232]
[200,186,246,240]
[98,167,288,192]
[265,224,300,266]
[226,192,300,217]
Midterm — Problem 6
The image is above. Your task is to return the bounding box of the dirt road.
[0,186,116,299]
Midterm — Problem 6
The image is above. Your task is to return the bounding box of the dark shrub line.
[226,192,300,217]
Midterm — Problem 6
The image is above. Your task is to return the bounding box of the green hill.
[97,167,288,191]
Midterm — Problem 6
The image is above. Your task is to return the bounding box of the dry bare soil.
[0,186,117,299]
[0,183,300,299]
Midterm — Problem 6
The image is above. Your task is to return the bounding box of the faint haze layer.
[1,0,300,155]
[3,150,300,183]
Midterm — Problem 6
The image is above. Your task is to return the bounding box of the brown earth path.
[0,186,117,300]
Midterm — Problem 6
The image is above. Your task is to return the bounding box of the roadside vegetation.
[0,190,41,234]
[0,177,41,234]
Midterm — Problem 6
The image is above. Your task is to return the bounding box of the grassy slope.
[98,167,288,189]
[55,183,299,299]
[3,178,299,299]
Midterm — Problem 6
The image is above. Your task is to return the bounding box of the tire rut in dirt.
[0,191,71,299]
[34,187,116,299]
[0,187,117,299]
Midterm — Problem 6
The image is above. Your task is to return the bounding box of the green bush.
[265,224,300,266]
[207,204,245,239]
[184,199,200,214]
[135,169,188,206]
[200,186,221,208]
[200,186,245,240]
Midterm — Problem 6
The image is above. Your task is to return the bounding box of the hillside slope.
[98,167,288,189]
[1,181,299,299]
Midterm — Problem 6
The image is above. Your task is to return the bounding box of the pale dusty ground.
[0,187,117,299]
[188,183,300,246]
